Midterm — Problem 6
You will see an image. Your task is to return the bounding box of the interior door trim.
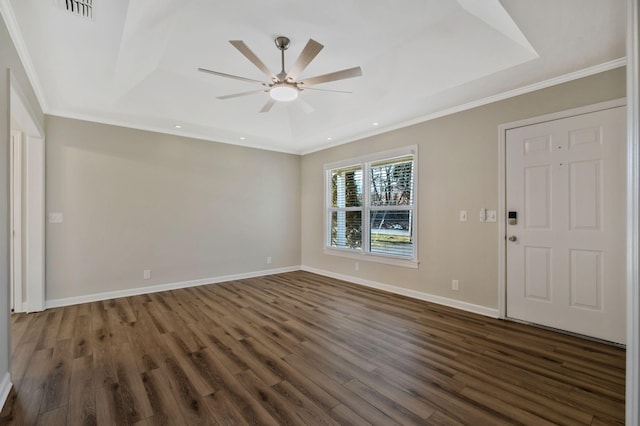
[497,97,626,320]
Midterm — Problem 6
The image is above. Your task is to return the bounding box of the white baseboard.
[0,372,12,410]
[301,265,499,318]
[44,264,498,319]
[45,266,301,309]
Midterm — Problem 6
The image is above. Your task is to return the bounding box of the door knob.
[508,235,517,242]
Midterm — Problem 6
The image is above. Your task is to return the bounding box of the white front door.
[506,106,626,344]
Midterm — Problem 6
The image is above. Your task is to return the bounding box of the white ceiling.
[2,0,626,154]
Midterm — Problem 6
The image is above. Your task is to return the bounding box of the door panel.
[524,246,552,301]
[506,106,626,344]
[569,160,602,231]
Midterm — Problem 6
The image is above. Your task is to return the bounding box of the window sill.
[323,247,419,269]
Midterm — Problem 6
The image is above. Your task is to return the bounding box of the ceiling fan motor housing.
[275,36,290,50]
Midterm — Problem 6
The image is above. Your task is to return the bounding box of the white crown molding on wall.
[0,0,48,112]
[44,109,301,155]
[301,265,499,318]
[299,58,627,155]
[45,266,300,309]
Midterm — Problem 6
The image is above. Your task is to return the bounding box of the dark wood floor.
[0,271,625,425]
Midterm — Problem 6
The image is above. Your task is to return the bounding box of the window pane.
[370,210,413,257]
[330,210,362,249]
[370,157,413,206]
[331,167,363,208]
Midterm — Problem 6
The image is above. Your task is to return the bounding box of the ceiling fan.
[198,36,363,113]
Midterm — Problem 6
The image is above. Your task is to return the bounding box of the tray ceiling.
[1,0,626,153]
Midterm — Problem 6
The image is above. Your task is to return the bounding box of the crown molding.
[0,0,48,112]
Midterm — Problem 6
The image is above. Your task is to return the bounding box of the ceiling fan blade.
[198,68,265,84]
[259,98,276,113]
[303,87,352,94]
[217,89,266,100]
[300,66,363,86]
[297,97,315,114]
[285,39,324,81]
[229,40,277,81]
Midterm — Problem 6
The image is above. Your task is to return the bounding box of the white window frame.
[324,145,418,268]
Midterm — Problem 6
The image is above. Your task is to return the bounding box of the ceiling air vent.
[64,0,93,19]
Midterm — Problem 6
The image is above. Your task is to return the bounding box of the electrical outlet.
[452,279,459,291]
[143,269,151,279]
[267,256,272,264]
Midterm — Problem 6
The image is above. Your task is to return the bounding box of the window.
[325,146,417,267]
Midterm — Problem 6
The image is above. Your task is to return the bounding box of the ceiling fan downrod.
[274,36,290,79]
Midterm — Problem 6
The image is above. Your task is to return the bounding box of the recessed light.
[240,137,245,140]
[327,137,333,141]
[372,122,379,126]
[174,124,182,129]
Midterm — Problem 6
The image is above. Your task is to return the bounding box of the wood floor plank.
[142,368,187,426]
[453,371,594,424]
[160,358,210,425]
[9,313,34,353]
[67,355,97,426]
[329,403,372,425]
[270,380,339,426]
[282,353,402,426]
[36,405,67,426]
[424,410,466,425]
[344,378,427,425]
[8,340,37,391]
[40,338,73,413]
[73,314,92,359]
[56,304,78,341]
[11,348,54,425]
[192,350,280,426]
[113,343,154,423]
[200,391,250,426]
[3,271,626,425]
[161,332,216,396]
[233,369,302,426]
[35,309,63,351]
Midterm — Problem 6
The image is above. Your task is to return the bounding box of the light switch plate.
[48,212,63,223]
[487,210,497,222]
[459,210,468,222]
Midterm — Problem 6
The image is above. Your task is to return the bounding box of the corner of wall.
[0,372,12,410]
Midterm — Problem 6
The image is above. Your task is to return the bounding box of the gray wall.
[301,67,626,309]
[45,117,301,301]
[0,14,43,390]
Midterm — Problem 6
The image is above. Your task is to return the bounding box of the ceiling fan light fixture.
[270,83,299,102]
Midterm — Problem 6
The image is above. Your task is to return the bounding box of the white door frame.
[9,130,22,313]
[626,0,639,423]
[498,97,627,320]
[9,73,45,313]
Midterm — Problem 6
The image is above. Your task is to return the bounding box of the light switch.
[479,208,487,222]
[48,212,63,223]
[487,210,497,222]
[459,210,468,222]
